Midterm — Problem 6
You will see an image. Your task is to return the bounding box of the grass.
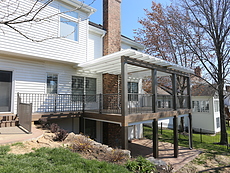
[143,125,230,153]
[144,125,230,171]
[0,147,131,173]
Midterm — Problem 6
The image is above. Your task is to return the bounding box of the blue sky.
[84,0,172,39]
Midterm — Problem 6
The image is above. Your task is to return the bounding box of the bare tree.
[0,0,95,42]
[135,2,196,108]
[136,0,230,144]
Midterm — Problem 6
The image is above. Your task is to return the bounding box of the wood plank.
[82,112,123,123]
[125,109,191,124]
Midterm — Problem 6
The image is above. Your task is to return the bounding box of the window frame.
[72,76,97,102]
[46,73,58,94]
[59,4,79,42]
[128,82,138,101]
[192,100,209,113]
[214,100,219,112]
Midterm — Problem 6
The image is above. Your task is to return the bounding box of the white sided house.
[0,0,194,156]
[191,85,220,133]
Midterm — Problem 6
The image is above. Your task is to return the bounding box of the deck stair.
[0,114,18,128]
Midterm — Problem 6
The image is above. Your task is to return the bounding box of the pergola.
[76,49,194,157]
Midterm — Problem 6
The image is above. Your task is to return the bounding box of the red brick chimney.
[103,0,121,55]
[102,0,122,148]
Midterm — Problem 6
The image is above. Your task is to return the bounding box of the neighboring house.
[153,70,221,134]
[0,0,193,156]
[191,84,220,133]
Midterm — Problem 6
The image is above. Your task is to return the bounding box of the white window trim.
[192,100,209,113]
[58,3,80,42]
[46,73,59,94]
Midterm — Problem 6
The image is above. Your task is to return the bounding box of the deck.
[18,93,191,125]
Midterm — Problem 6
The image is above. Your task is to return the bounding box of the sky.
[84,0,172,39]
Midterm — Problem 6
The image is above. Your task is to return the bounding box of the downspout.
[101,32,106,58]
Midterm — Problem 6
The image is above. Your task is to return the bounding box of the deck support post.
[172,73,177,110]
[187,77,191,109]
[121,56,129,149]
[152,119,158,158]
[152,69,157,113]
[173,116,178,158]
[188,113,193,149]
[79,117,84,134]
[121,125,128,149]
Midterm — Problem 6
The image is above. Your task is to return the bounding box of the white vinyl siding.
[0,55,102,113]
[0,1,88,64]
[88,32,103,60]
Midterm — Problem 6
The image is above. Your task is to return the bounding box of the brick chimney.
[194,66,201,77]
[103,0,121,55]
[102,0,122,148]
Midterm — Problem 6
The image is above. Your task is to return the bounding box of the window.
[47,74,58,94]
[72,76,84,95]
[192,100,209,112]
[158,101,161,108]
[72,76,96,101]
[214,101,219,112]
[86,77,96,102]
[59,5,78,41]
[128,82,138,101]
[0,70,12,112]
[216,117,220,128]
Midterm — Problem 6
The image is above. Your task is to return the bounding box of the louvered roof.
[76,49,193,77]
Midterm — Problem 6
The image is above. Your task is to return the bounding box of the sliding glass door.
[0,70,12,112]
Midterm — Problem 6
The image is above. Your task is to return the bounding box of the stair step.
[0,121,19,128]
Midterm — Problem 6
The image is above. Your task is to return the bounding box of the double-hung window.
[128,82,138,101]
[59,5,78,41]
[47,74,58,94]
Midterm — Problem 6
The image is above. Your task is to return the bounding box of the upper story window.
[192,100,209,113]
[59,5,79,41]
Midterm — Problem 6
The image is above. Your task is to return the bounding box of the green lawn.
[143,125,230,153]
[0,146,131,173]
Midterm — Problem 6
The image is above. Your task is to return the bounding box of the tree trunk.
[219,87,228,144]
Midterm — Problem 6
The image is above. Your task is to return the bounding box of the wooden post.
[173,116,178,158]
[121,56,128,116]
[172,73,177,110]
[152,69,157,113]
[79,117,84,134]
[152,119,158,158]
[121,125,128,149]
[189,113,193,149]
[121,56,128,149]
[187,76,191,109]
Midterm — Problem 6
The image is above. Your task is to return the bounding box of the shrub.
[50,123,60,133]
[106,148,128,163]
[54,129,68,141]
[38,118,50,129]
[125,156,156,173]
[69,135,93,152]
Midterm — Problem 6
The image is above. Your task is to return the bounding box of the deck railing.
[18,93,190,114]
